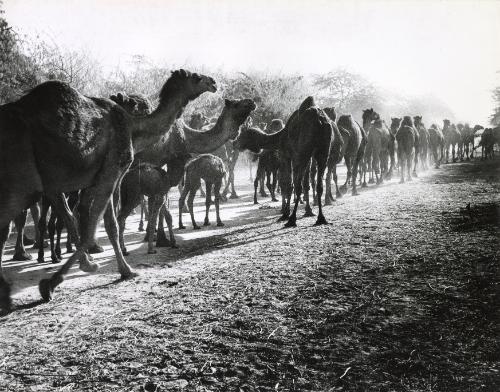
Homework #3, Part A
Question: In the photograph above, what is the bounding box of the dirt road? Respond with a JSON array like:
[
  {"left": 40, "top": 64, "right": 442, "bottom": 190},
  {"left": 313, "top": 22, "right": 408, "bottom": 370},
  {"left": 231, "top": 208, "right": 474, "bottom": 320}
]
[{"left": 1, "top": 158, "right": 499, "bottom": 391}]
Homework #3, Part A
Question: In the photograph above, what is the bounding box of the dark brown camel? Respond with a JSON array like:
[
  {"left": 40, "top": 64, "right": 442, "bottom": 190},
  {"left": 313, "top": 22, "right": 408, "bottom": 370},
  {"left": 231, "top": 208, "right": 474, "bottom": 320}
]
[
  {"left": 234, "top": 97, "right": 333, "bottom": 227},
  {"left": 443, "top": 119, "right": 461, "bottom": 163},
  {"left": 37, "top": 192, "right": 79, "bottom": 263},
  {"left": 414, "top": 116, "right": 430, "bottom": 170},
  {"left": 252, "top": 119, "right": 284, "bottom": 204},
  {"left": 110, "top": 92, "right": 153, "bottom": 232},
  {"left": 428, "top": 123, "right": 445, "bottom": 168},
  {"left": 178, "top": 154, "right": 226, "bottom": 229},
  {"left": 361, "top": 108, "right": 391, "bottom": 185},
  {"left": 119, "top": 99, "right": 256, "bottom": 254},
  {"left": 392, "top": 117, "right": 415, "bottom": 183},
  {"left": 0, "top": 69, "right": 216, "bottom": 313}
]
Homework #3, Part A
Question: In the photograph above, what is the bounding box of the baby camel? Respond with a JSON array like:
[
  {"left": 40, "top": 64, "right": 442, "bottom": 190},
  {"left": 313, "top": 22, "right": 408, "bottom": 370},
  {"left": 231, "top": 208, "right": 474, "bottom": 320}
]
[{"left": 178, "top": 154, "right": 226, "bottom": 230}]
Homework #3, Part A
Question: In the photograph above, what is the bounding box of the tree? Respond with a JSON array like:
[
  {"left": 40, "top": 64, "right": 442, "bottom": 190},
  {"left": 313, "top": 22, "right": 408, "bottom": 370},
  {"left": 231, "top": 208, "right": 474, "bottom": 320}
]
[
  {"left": 313, "top": 68, "right": 381, "bottom": 115},
  {"left": 490, "top": 86, "right": 500, "bottom": 126}
]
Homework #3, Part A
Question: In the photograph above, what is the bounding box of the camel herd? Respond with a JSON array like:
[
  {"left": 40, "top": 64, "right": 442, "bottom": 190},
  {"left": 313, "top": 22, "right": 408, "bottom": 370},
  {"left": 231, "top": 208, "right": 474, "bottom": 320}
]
[{"left": 0, "top": 68, "right": 498, "bottom": 314}]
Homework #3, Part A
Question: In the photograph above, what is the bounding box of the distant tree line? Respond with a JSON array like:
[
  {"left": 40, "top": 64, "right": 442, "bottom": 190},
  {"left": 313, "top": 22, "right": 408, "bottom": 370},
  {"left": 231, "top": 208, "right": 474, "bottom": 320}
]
[{"left": 1, "top": 5, "right": 457, "bottom": 126}]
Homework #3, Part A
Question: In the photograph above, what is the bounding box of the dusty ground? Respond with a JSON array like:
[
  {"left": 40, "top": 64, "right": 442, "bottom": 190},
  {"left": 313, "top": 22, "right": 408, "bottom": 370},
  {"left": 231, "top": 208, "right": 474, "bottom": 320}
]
[{"left": 0, "top": 158, "right": 499, "bottom": 392}]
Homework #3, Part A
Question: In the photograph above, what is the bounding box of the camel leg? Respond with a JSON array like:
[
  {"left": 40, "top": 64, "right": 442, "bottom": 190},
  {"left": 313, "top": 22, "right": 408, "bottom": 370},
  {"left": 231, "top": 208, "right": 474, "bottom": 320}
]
[
  {"left": 54, "top": 213, "right": 64, "bottom": 260},
  {"left": 270, "top": 171, "right": 278, "bottom": 202},
  {"left": 285, "top": 162, "right": 307, "bottom": 227},
  {"left": 0, "top": 223, "right": 13, "bottom": 314},
  {"left": 13, "top": 210, "right": 31, "bottom": 261},
  {"left": 278, "top": 159, "right": 292, "bottom": 221},
  {"left": 229, "top": 169, "right": 238, "bottom": 199},
  {"left": 47, "top": 212, "right": 61, "bottom": 263},
  {"left": 187, "top": 190, "right": 199, "bottom": 230},
  {"left": 352, "top": 141, "right": 366, "bottom": 196},
  {"left": 310, "top": 163, "right": 318, "bottom": 206},
  {"left": 266, "top": 171, "right": 277, "bottom": 202},
  {"left": 333, "top": 164, "right": 341, "bottom": 199},
  {"left": 156, "top": 203, "right": 177, "bottom": 248},
  {"left": 138, "top": 197, "right": 145, "bottom": 232},
  {"left": 204, "top": 182, "right": 213, "bottom": 226},
  {"left": 214, "top": 180, "right": 224, "bottom": 227},
  {"left": 254, "top": 165, "right": 263, "bottom": 204},
  {"left": 146, "top": 196, "right": 163, "bottom": 254},
  {"left": 340, "top": 156, "right": 350, "bottom": 195},
  {"left": 37, "top": 199, "right": 50, "bottom": 263},
  {"left": 156, "top": 204, "right": 177, "bottom": 248},
  {"left": 178, "top": 187, "right": 189, "bottom": 230},
  {"left": 303, "top": 161, "right": 315, "bottom": 217},
  {"left": 314, "top": 158, "right": 328, "bottom": 226},
  {"left": 30, "top": 203, "right": 43, "bottom": 249},
  {"left": 117, "top": 201, "right": 136, "bottom": 256},
  {"left": 324, "top": 165, "right": 334, "bottom": 205},
  {"left": 259, "top": 166, "right": 267, "bottom": 197},
  {"left": 407, "top": 153, "right": 413, "bottom": 181},
  {"left": 39, "top": 181, "right": 134, "bottom": 303},
  {"left": 413, "top": 148, "right": 419, "bottom": 177}
]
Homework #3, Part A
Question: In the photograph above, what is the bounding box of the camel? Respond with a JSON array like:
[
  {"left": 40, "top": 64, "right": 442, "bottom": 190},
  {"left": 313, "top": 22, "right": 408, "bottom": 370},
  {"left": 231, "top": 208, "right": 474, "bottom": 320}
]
[
  {"left": 252, "top": 150, "right": 280, "bottom": 204},
  {"left": 361, "top": 108, "right": 391, "bottom": 185},
  {"left": 443, "top": 119, "right": 461, "bottom": 163},
  {"left": 252, "top": 119, "right": 284, "bottom": 204},
  {"left": 178, "top": 154, "right": 226, "bottom": 229},
  {"left": 414, "top": 116, "right": 430, "bottom": 170},
  {"left": 235, "top": 97, "right": 333, "bottom": 227},
  {"left": 0, "top": 69, "right": 217, "bottom": 313},
  {"left": 310, "top": 107, "right": 345, "bottom": 205},
  {"left": 37, "top": 192, "right": 79, "bottom": 263},
  {"left": 110, "top": 92, "right": 153, "bottom": 233},
  {"left": 460, "top": 123, "right": 475, "bottom": 160},
  {"left": 119, "top": 98, "right": 256, "bottom": 254},
  {"left": 479, "top": 127, "right": 500, "bottom": 159},
  {"left": 256, "top": 119, "right": 283, "bottom": 197},
  {"left": 392, "top": 117, "right": 415, "bottom": 183},
  {"left": 456, "top": 123, "right": 466, "bottom": 161},
  {"left": 428, "top": 123, "right": 445, "bottom": 168}
]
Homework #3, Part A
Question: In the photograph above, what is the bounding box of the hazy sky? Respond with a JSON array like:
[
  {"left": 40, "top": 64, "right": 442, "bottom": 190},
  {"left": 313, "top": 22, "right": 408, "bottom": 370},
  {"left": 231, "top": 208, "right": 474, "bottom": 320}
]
[{"left": 4, "top": 0, "right": 500, "bottom": 123}]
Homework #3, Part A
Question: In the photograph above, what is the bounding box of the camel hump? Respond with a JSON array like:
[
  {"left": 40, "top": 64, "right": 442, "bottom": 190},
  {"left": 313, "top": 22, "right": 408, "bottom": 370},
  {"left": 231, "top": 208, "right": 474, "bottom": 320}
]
[{"left": 298, "top": 96, "right": 316, "bottom": 113}]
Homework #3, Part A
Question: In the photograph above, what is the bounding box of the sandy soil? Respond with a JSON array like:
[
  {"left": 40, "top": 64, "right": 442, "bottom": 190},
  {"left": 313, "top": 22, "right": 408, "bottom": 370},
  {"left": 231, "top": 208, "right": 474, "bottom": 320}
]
[{"left": 0, "top": 158, "right": 499, "bottom": 391}]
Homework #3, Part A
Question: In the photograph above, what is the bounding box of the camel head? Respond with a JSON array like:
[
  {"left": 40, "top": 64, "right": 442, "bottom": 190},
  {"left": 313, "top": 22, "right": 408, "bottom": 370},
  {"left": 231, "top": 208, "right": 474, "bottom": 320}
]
[
  {"left": 443, "top": 119, "right": 451, "bottom": 128},
  {"left": 390, "top": 117, "right": 402, "bottom": 131},
  {"left": 457, "top": 123, "right": 464, "bottom": 132},
  {"left": 298, "top": 96, "right": 316, "bottom": 113},
  {"left": 189, "top": 112, "right": 207, "bottom": 129},
  {"left": 323, "top": 107, "right": 337, "bottom": 122},
  {"left": 362, "top": 108, "right": 380, "bottom": 128},
  {"left": 401, "top": 116, "right": 414, "bottom": 128},
  {"left": 159, "top": 69, "right": 217, "bottom": 104},
  {"left": 233, "top": 126, "right": 266, "bottom": 153},
  {"left": 473, "top": 124, "right": 484, "bottom": 133},
  {"left": 268, "top": 119, "right": 284, "bottom": 133},
  {"left": 222, "top": 98, "right": 256, "bottom": 139},
  {"left": 413, "top": 116, "right": 423, "bottom": 127}
]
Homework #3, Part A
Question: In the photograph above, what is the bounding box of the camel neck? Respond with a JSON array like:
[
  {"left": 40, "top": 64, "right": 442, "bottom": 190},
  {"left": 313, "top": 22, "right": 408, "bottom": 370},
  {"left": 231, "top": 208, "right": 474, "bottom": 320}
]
[
  {"left": 130, "top": 94, "right": 191, "bottom": 152},
  {"left": 183, "top": 110, "right": 241, "bottom": 154},
  {"left": 254, "top": 128, "right": 283, "bottom": 150}
]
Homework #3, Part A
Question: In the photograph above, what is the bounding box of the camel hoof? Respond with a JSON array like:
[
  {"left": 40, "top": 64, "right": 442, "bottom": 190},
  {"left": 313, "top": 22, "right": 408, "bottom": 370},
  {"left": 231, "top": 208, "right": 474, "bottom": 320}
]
[
  {"left": 217, "top": 222, "right": 224, "bottom": 227},
  {"left": 138, "top": 226, "right": 144, "bottom": 232},
  {"left": 178, "top": 225, "right": 186, "bottom": 230},
  {"left": 352, "top": 190, "right": 360, "bottom": 196},
  {"left": 79, "top": 258, "right": 99, "bottom": 273},
  {"left": 122, "top": 249, "right": 130, "bottom": 256},
  {"left": 32, "top": 240, "right": 48, "bottom": 249},
  {"left": 203, "top": 220, "right": 210, "bottom": 226},
  {"left": 13, "top": 252, "right": 32, "bottom": 261},
  {"left": 39, "top": 279, "right": 54, "bottom": 302},
  {"left": 271, "top": 198, "right": 278, "bottom": 202},
  {"left": 259, "top": 192, "right": 267, "bottom": 197},
  {"left": 361, "top": 183, "right": 368, "bottom": 188},
  {"left": 253, "top": 201, "right": 259, "bottom": 205},
  {"left": 147, "top": 249, "right": 157, "bottom": 254},
  {"left": 120, "top": 271, "right": 138, "bottom": 280},
  {"left": 193, "top": 226, "right": 201, "bottom": 230},
  {"left": 413, "top": 172, "right": 418, "bottom": 178},
  {"left": 55, "top": 248, "right": 62, "bottom": 258},
  {"left": 66, "top": 246, "right": 74, "bottom": 254},
  {"left": 88, "top": 244, "right": 104, "bottom": 254},
  {"left": 37, "top": 256, "right": 45, "bottom": 263},
  {"left": 230, "top": 193, "right": 239, "bottom": 199},
  {"left": 277, "top": 215, "right": 288, "bottom": 222},
  {"left": 314, "top": 216, "right": 328, "bottom": 226},
  {"left": 324, "top": 199, "right": 332, "bottom": 206},
  {"left": 303, "top": 210, "right": 315, "bottom": 217},
  {"left": 284, "top": 219, "right": 297, "bottom": 228},
  {"left": 368, "top": 179, "right": 375, "bottom": 184},
  {"left": 336, "top": 192, "right": 342, "bottom": 199},
  {"left": 51, "top": 255, "right": 61, "bottom": 264}
]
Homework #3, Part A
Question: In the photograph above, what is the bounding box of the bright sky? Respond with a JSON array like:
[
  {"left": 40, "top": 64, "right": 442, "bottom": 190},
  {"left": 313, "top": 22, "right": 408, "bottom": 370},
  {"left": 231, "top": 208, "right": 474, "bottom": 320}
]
[{"left": 4, "top": 0, "right": 500, "bottom": 124}]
